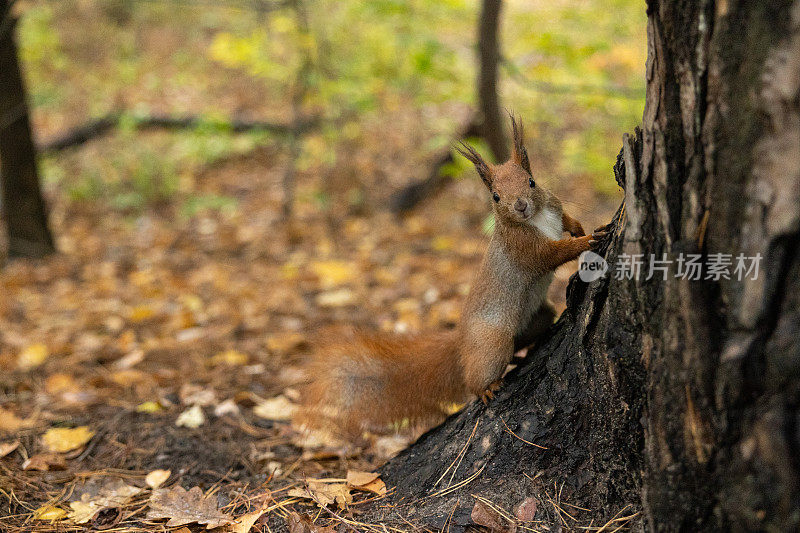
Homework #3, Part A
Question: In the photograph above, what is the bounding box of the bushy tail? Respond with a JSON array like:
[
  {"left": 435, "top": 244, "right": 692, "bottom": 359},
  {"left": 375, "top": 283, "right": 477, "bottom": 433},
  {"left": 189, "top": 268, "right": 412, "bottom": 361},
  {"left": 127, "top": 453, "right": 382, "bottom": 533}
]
[{"left": 296, "top": 328, "right": 465, "bottom": 437}]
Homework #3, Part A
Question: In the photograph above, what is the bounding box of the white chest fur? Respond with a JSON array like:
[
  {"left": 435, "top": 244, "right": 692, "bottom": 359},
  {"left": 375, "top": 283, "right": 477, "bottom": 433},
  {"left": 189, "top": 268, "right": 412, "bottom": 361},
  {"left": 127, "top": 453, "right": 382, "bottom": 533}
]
[{"left": 528, "top": 207, "right": 563, "bottom": 240}]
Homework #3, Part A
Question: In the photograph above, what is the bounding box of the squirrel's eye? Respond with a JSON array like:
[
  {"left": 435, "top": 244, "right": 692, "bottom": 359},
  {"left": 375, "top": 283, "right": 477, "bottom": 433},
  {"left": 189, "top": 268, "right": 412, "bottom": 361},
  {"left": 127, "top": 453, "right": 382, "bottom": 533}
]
[
  {"left": 492, "top": 192, "right": 500, "bottom": 203},
  {"left": 529, "top": 178, "right": 535, "bottom": 188}
]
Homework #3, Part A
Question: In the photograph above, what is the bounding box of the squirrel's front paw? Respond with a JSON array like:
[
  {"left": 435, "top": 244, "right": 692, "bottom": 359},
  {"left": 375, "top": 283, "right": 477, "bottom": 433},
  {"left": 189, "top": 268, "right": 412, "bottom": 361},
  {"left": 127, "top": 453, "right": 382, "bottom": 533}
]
[{"left": 588, "top": 230, "right": 608, "bottom": 250}]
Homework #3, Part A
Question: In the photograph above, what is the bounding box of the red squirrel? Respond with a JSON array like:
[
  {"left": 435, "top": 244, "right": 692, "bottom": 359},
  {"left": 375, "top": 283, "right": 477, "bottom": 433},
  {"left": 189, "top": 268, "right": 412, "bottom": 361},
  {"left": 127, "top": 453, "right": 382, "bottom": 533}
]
[{"left": 297, "top": 115, "right": 606, "bottom": 437}]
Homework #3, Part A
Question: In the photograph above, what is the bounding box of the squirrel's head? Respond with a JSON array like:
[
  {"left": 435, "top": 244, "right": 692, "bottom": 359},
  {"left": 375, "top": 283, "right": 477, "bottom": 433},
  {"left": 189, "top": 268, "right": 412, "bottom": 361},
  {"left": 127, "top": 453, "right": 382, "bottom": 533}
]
[{"left": 457, "top": 114, "right": 550, "bottom": 226}]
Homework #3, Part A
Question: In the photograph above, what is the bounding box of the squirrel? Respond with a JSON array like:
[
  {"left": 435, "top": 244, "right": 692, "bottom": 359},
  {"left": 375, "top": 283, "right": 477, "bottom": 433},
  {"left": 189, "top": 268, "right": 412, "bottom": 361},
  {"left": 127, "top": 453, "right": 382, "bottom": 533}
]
[{"left": 296, "top": 114, "right": 607, "bottom": 438}]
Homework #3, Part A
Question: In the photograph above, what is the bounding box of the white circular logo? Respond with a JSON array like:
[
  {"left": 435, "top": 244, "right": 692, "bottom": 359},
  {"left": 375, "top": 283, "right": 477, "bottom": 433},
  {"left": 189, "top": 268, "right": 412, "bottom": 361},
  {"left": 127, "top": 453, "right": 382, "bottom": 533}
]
[{"left": 578, "top": 251, "right": 608, "bottom": 282}]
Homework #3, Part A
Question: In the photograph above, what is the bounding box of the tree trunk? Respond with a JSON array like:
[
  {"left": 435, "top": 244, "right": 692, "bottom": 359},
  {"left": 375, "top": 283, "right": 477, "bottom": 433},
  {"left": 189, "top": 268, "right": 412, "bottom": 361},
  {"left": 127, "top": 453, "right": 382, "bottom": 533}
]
[
  {"left": 389, "top": 0, "right": 507, "bottom": 213},
  {"left": 0, "top": 0, "right": 55, "bottom": 259},
  {"left": 476, "top": 0, "right": 508, "bottom": 163},
  {"left": 365, "top": 1, "right": 800, "bottom": 531}
]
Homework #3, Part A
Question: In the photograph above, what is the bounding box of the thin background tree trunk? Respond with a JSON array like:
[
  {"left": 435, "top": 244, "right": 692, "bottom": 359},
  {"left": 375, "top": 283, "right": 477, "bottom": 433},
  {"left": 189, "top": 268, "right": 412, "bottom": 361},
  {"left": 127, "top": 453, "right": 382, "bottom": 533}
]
[
  {"left": 362, "top": 1, "right": 800, "bottom": 531},
  {"left": 0, "top": 0, "right": 55, "bottom": 259},
  {"left": 476, "top": 0, "right": 507, "bottom": 162}
]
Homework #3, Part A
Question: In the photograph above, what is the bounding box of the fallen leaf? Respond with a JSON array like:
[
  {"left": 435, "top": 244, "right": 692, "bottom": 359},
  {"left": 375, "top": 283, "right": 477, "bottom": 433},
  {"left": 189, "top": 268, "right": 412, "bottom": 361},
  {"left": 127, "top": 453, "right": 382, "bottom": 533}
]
[
  {"left": 0, "top": 406, "right": 35, "bottom": 433},
  {"left": 210, "top": 349, "right": 248, "bottom": 366},
  {"left": 17, "top": 343, "right": 49, "bottom": 370},
  {"left": 214, "top": 399, "right": 240, "bottom": 417},
  {"left": 23, "top": 453, "right": 66, "bottom": 471},
  {"left": 345, "top": 470, "right": 379, "bottom": 487},
  {"left": 136, "top": 401, "right": 165, "bottom": 413},
  {"left": 42, "top": 426, "right": 95, "bottom": 453},
  {"left": 288, "top": 482, "right": 352, "bottom": 509},
  {"left": 345, "top": 471, "right": 387, "bottom": 495},
  {"left": 67, "top": 501, "right": 97, "bottom": 524},
  {"left": 147, "top": 486, "right": 233, "bottom": 529},
  {"left": 146, "top": 469, "right": 171, "bottom": 489},
  {"left": 180, "top": 383, "right": 217, "bottom": 406},
  {"left": 0, "top": 440, "right": 20, "bottom": 458},
  {"left": 129, "top": 304, "right": 155, "bottom": 322},
  {"left": 221, "top": 505, "right": 271, "bottom": 533},
  {"left": 67, "top": 478, "right": 143, "bottom": 524},
  {"left": 176, "top": 405, "right": 205, "bottom": 428},
  {"left": 471, "top": 500, "right": 511, "bottom": 532},
  {"left": 33, "top": 505, "right": 67, "bottom": 521},
  {"left": 114, "top": 349, "right": 145, "bottom": 369},
  {"left": 315, "top": 288, "right": 355, "bottom": 307},
  {"left": 44, "top": 373, "right": 78, "bottom": 394},
  {"left": 253, "top": 395, "right": 297, "bottom": 421},
  {"left": 286, "top": 512, "right": 336, "bottom": 533},
  {"left": 514, "top": 497, "right": 538, "bottom": 522},
  {"left": 310, "top": 260, "right": 357, "bottom": 288}
]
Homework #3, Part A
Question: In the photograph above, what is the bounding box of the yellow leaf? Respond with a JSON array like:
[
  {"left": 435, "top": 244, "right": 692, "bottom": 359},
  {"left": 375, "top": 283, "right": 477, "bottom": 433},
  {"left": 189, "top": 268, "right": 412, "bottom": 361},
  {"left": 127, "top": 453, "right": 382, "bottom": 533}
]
[
  {"left": 129, "top": 305, "right": 155, "bottom": 322},
  {"left": 210, "top": 349, "right": 249, "bottom": 366},
  {"left": 33, "top": 505, "right": 67, "bottom": 521},
  {"left": 146, "top": 469, "right": 171, "bottom": 489},
  {"left": 310, "top": 260, "right": 357, "bottom": 288},
  {"left": 431, "top": 235, "right": 455, "bottom": 251},
  {"left": 316, "top": 288, "right": 355, "bottom": 308},
  {"left": 136, "top": 401, "right": 164, "bottom": 413},
  {"left": 17, "top": 343, "right": 48, "bottom": 370},
  {"left": 42, "top": 426, "right": 95, "bottom": 453},
  {"left": 175, "top": 405, "right": 205, "bottom": 428}
]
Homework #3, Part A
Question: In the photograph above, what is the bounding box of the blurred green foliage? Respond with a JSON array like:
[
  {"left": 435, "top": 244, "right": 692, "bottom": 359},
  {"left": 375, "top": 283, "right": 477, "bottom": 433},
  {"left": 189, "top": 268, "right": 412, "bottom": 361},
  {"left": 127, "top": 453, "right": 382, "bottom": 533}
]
[{"left": 18, "top": 0, "right": 645, "bottom": 215}]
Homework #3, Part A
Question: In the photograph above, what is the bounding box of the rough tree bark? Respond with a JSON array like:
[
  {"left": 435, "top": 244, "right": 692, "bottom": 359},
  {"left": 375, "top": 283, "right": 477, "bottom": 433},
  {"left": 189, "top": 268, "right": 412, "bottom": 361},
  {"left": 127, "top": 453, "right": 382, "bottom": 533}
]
[
  {"left": 0, "top": 0, "right": 55, "bottom": 259},
  {"left": 366, "top": 1, "right": 800, "bottom": 531}
]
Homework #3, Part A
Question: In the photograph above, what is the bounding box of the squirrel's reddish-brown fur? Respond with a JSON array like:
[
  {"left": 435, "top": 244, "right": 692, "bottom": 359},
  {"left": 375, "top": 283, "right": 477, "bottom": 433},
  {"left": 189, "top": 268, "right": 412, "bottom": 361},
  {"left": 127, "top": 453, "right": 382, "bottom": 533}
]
[{"left": 296, "top": 114, "right": 606, "bottom": 437}]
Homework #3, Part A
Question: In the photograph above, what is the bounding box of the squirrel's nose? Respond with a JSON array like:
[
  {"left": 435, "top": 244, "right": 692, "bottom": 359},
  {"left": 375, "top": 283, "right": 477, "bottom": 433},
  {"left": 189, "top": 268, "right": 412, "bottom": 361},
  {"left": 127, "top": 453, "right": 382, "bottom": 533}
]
[{"left": 514, "top": 198, "right": 528, "bottom": 213}]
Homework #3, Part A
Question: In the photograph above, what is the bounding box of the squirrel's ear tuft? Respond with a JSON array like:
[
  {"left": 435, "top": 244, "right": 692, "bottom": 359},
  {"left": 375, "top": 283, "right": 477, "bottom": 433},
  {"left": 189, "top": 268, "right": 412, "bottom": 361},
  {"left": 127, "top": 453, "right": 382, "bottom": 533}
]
[
  {"left": 456, "top": 141, "right": 493, "bottom": 189},
  {"left": 508, "top": 111, "right": 531, "bottom": 175}
]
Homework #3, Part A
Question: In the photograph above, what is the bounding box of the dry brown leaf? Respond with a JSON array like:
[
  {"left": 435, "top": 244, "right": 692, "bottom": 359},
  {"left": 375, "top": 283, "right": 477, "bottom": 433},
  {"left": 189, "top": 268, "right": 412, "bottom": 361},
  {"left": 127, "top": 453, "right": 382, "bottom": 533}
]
[
  {"left": 288, "top": 482, "right": 352, "bottom": 509},
  {"left": 513, "top": 497, "right": 538, "bottom": 522},
  {"left": 67, "top": 478, "right": 143, "bottom": 524},
  {"left": 471, "top": 500, "right": 512, "bottom": 532},
  {"left": 22, "top": 453, "right": 66, "bottom": 471},
  {"left": 147, "top": 486, "right": 232, "bottom": 529},
  {"left": 345, "top": 471, "right": 387, "bottom": 495},
  {"left": 145, "top": 469, "right": 171, "bottom": 489},
  {"left": 0, "top": 440, "right": 20, "bottom": 458},
  {"left": 286, "top": 512, "right": 336, "bottom": 533},
  {"left": 220, "top": 505, "right": 270, "bottom": 533},
  {"left": 0, "top": 406, "right": 35, "bottom": 433},
  {"left": 345, "top": 470, "right": 378, "bottom": 487},
  {"left": 42, "top": 426, "right": 95, "bottom": 453}
]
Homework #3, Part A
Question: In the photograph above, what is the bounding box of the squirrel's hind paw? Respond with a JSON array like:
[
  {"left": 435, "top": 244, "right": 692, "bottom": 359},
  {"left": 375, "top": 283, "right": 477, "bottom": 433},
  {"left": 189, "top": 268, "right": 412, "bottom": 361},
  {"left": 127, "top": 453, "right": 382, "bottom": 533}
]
[{"left": 480, "top": 380, "right": 503, "bottom": 404}]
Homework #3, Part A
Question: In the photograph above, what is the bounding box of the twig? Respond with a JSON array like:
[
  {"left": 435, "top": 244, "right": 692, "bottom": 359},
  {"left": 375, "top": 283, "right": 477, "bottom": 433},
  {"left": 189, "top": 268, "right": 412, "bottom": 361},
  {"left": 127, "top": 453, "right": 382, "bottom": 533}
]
[{"left": 39, "top": 112, "right": 319, "bottom": 153}]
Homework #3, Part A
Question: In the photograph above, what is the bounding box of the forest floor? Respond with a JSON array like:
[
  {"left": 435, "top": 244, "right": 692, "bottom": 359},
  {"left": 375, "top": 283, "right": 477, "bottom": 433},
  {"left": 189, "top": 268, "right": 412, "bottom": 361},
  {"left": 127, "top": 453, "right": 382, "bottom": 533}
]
[
  {"left": 1, "top": 1, "right": 634, "bottom": 531},
  {"left": 0, "top": 131, "right": 617, "bottom": 532}
]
